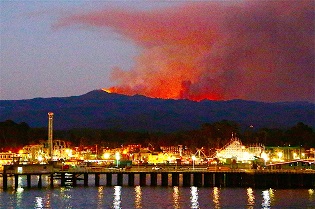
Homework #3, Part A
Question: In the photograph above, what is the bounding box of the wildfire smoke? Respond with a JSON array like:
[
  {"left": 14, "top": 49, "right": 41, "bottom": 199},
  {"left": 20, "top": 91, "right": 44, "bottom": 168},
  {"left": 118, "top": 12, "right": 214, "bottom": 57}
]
[{"left": 55, "top": 1, "right": 314, "bottom": 102}]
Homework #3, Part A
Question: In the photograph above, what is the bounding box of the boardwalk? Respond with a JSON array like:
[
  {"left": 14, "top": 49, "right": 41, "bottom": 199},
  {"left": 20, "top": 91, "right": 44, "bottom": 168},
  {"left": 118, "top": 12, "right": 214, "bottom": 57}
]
[{"left": 1, "top": 164, "right": 315, "bottom": 190}]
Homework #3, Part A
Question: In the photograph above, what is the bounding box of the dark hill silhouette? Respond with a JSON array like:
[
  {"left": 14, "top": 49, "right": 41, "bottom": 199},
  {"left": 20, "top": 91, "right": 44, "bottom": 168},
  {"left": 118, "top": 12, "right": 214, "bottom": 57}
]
[{"left": 0, "top": 90, "right": 314, "bottom": 132}]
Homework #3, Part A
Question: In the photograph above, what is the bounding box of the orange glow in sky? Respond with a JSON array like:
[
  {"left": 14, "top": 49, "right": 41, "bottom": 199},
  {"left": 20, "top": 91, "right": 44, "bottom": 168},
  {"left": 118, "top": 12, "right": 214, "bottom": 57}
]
[{"left": 57, "top": 1, "right": 314, "bottom": 102}]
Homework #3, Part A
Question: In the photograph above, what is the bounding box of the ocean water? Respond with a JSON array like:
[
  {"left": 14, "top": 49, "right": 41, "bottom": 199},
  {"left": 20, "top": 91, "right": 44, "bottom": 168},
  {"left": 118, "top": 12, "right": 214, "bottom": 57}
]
[{"left": 0, "top": 175, "right": 314, "bottom": 208}]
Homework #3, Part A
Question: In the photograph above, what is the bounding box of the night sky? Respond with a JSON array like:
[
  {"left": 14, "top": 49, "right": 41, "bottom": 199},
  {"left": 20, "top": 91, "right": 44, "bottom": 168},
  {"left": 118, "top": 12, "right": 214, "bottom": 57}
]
[{"left": 1, "top": 1, "right": 314, "bottom": 102}]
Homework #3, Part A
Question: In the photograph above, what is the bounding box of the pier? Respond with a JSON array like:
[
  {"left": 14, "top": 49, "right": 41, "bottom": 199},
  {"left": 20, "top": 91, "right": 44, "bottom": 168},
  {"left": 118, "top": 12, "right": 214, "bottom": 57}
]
[{"left": 1, "top": 165, "right": 315, "bottom": 190}]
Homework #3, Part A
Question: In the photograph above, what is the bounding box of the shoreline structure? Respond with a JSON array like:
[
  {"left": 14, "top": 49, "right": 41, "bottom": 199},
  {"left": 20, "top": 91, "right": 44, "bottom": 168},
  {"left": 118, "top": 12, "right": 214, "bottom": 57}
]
[{"left": 1, "top": 164, "right": 314, "bottom": 190}]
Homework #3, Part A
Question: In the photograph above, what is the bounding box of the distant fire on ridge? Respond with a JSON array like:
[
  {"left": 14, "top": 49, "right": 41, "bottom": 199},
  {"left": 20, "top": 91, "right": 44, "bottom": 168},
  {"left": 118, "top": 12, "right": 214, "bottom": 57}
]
[{"left": 55, "top": 1, "right": 314, "bottom": 102}]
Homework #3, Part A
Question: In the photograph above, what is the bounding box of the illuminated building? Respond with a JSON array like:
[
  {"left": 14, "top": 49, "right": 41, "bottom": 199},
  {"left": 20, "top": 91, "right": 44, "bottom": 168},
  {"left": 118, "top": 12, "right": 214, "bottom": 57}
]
[
  {"left": 147, "top": 152, "right": 177, "bottom": 164},
  {"left": 215, "top": 135, "right": 264, "bottom": 163},
  {"left": 50, "top": 139, "right": 72, "bottom": 160},
  {"left": 160, "top": 145, "right": 190, "bottom": 156},
  {"left": 20, "top": 140, "right": 72, "bottom": 163},
  {"left": 0, "top": 151, "right": 20, "bottom": 170},
  {"left": 20, "top": 144, "right": 45, "bottom": 163},
  {"left": 132, "top": 149, "right": 152, "bottom": 164},
  {"left": 265, "top": 146, "right": 305, "bottom": 162}
]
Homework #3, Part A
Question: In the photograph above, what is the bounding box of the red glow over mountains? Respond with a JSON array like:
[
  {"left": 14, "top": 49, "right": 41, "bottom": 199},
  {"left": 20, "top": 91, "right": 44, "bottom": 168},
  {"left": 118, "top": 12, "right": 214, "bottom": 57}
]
[
  {"left": 103, "top": 83, "right": 223, "bottom": 101},
  {"left": 57, "top": 1, "right": 314, "bottom": 102}
]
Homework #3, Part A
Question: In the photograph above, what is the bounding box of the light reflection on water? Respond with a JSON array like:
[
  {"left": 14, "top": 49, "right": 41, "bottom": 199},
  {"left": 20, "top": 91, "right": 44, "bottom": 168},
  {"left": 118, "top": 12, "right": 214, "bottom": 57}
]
[
  {"left": 308, "top": 189, "right": 314, "bottom": 204},
  {"left": 113, "top": 186, "right": 122, "bottom": 209},
  {"left": 134, "top": 185, "right": 142, "bottom": 208},
  {"left": 16, "top": 187, "right": 24, "bottom": 208},
  {"left": 44, "top": 192, "right": 52, "bottom": 209},
  {"left": 261, "top": 188, "right": 275, "bottom": 209},
  {"left": 262, "top": 189, "right": 271, "bottom": 208},
  {"left": 35, "top": 196, "right": 44, "bottom": 208},
  {"left": 247, "top": 187, "right": 255, "bottom": 208},
  {"left": 60, "top": 187, "right": 72, "bottom": 200},
  {"left": 97, "top": 186, "right": 104, "bottom": 209},
  {"left": 190, "top": 186, "right": 199, "bottom": 208},
  {"left": 0, "top": 175, "right": 314, "bottom": 208},
  {"left": 58, "top": 187, "right": 73, "bottom": 209},
  {"left": 173, "top": 186, "right": 180, "bottom": 209},
  {"left": 212, "top": 187, "right": 220, "bottom": 208}
]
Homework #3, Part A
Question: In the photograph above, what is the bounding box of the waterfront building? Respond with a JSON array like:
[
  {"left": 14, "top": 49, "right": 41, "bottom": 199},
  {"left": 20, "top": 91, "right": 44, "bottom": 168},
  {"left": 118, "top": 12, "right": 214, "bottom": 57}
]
[
  {"left": 130, "top": 147, "right": 184, "bottom": 165},
  {"left": 20, "top": 144, "right": 45, "bottom": 163},
  {"left": 132, "top": 148, "right": 152, "bottom": 164},
  {"left": 20, "top": 140, "right": 72, "bottom": 163},
  {"left": 147, "top": 152, "right": 178, "bottom": 165},
  {"left": 305, "top": 148, "right": 315, "bottom": 159},
  {"left": 0, "top": 151, "right": 20, "bottom": 170},
  {"left": 160, "top": 145, "right": 191, "bottom": 157},
  {"left": 215, "top": 136, "right": 264, "bottom": 163},
  {"left": 265, "top": 146, "right": 306, "bottom": 162}
]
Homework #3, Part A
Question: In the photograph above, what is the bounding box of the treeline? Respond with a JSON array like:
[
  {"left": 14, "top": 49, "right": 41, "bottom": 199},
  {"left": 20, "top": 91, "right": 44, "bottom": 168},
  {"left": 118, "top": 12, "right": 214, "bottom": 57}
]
[{"left": 0, "top": 120, "right": 314, "bottom": 152}]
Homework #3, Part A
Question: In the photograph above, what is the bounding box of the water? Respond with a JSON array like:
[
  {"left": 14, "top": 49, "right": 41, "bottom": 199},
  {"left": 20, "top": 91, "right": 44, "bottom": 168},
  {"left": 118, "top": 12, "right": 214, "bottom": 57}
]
[{"left": 0, "top": 176, "right": 314, "bottom": 208}]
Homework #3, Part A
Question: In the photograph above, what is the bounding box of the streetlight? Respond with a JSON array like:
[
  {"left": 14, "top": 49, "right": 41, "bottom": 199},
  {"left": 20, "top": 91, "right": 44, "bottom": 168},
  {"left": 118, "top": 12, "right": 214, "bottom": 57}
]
[
  {"left": 192, "top": 155, "right": 196, "bottom": 170},
  {"left": 115, "top": 152, "right": 120, "bottom": 168}
]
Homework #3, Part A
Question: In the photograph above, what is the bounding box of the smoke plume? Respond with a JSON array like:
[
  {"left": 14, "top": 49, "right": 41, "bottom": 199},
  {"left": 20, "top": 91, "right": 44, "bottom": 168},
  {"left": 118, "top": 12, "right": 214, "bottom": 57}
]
[{"left": 55, "top": 1, "right": 314, "bottom": 102}]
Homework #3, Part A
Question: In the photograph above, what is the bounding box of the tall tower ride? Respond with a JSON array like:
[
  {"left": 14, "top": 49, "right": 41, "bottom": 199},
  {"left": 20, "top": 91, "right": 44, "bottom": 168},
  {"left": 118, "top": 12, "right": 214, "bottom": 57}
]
[{"left": 48, "top": 112, "right": 54, "bottom": 160}]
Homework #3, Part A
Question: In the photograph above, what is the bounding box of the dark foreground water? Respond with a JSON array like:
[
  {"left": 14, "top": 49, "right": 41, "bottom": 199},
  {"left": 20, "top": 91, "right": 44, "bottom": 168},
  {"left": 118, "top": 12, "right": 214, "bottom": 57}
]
[{"left": 0, "top": 175, "right": 314, "bottom": 208}]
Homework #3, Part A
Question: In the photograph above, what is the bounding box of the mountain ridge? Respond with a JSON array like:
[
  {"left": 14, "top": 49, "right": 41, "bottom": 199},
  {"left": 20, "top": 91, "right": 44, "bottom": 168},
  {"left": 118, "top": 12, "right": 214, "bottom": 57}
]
[{"left": 0, "top": 90, "right": 314, "bottom": 132}]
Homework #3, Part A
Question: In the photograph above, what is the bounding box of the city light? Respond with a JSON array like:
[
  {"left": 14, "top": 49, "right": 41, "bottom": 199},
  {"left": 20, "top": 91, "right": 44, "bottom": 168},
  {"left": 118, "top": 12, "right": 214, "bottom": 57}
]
[
  {"left": 103, "top": 152, "right": 111, "bottom": 159},
  {"left": 1, "top": 132, "right": 313, "bottom": 174},
  {"left": 277, "top": 152, "right": 283, "bottom": 161},
  {"left": 261, "top": 152, "right": 269, "bottom": 165},
  {"left": 192, "top": 155, "right": 196, "bottom": 170},
  {"left": 116, "top": 152, "right": 120, "bottom": 167},
  {"left": 38, "top": 155, "right": 43, "bottom": 163},
  {"left": 65, "top": 149, "right": 73, "bottom": 158}
]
